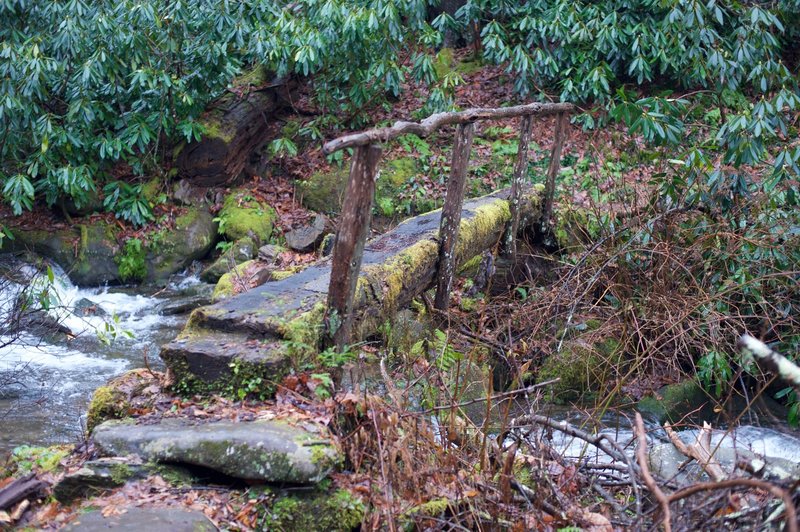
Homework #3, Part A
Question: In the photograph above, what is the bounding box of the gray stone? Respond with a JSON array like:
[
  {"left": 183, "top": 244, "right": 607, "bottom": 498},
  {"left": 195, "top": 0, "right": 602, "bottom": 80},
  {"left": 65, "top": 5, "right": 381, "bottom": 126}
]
[
  {"left": 172, "top": 179, "right": 207, "bottom": 206},
  {"left": 146, "top": 208, "right": 218, "bottom": 284},
  {"left": 53, "top": 457, "right": 145, "bottom": 503},
  {"left": 92, "top": 418, "right": 340, "bottom": 483},
  {"left": 199, "top": 237, "right": 257, "bottom": 284},
  {"left": 54, "top": 458, "right": 196, "bottom": 503},
  {"left": 9, "top": 224, "right": 121, "bottom": 286},
  {"left": 73, "top": 298, "right": 108, "bottom": 317},
  {"left": 257, "top": 244, "right": 284, "bottom": 263},
  {"left": 63, "top": 507, "right": 215, "bottom": 532},
  {"left": 649, "top": 441, "right": 800, "bottom": 485},
  {"left": 285, "top": 214, "right": 328, "bottom": 252}
]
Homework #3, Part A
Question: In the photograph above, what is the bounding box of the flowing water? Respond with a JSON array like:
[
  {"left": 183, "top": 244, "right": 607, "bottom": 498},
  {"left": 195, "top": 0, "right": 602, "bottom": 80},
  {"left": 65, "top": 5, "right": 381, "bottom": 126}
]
[{"left": 0, "top": 256, "right": 204, "bottom": 453}]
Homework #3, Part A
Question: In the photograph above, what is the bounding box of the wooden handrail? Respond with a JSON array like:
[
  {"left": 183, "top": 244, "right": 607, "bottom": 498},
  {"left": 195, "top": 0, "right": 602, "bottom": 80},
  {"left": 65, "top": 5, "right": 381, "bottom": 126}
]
[
  {"left": 324, "top": 101, "right": 575, "bottom": 350},
  {"left": 322, "top": 101, "right": 575, "bottom": 154}
]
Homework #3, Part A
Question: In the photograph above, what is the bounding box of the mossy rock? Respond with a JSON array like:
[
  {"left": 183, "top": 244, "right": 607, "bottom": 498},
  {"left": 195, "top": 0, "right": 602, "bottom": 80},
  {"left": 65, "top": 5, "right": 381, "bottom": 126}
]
[
  {"left": 9, "top": 223, "right": 121, "bottom": 286},
  {"left": 218, "top": 188, "right": 276, "bottom": 242},
  {"left": 200, "top": 236, "right": 257, "bottom": 284},
  {"left": 538, "top": 336, "right": 622, "bottom": 403},
  {"left": 638, "top": 380, "right": 709, "bottom": 424},
  {"left": 86, "top": 369, "right": 162, "bottom": 432},
  {"left": 261, "top": 488, "right": 364, "bottom": 531},
  {"left": 298, "top": 167, "right": 349, "bottom": 215},
  {"left": 434, "top": 48, "right": 483, "bottom": 78},
  {"left": 145, "top": 207, "right": 218, "bottom": 284}
]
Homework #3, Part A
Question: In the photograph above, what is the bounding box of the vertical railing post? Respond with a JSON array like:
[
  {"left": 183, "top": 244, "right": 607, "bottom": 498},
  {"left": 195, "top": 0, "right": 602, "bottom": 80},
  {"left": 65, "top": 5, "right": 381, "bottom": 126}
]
[
  {"left": 434, "top": 122, "right": 475, "bottom": 311},
  {"left": 326, "top": 144, "right": 383, "bottom": 350},
  {"left": 502, "top": 114, "right": 534, "bottom": 257},
  {"left": 541, "top": 112, "right": 569, "bottom": 232}
]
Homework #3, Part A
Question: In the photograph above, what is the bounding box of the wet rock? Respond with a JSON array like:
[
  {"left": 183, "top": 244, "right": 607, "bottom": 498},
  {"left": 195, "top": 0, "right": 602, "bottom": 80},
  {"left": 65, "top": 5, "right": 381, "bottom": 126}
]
[
  {"left": 92, "top": 417, "right": 341, "bottom": 483},
  {"left": 199, "top": 237, "right": 257, "bottom": 284},
  {"left": 285, "top": 214, "right": 328, "bottom": 252},
  {"left": 146, "top": 207, "right": 218, "bottom": 284},
  {"left": 160, "top": 293, "right": 214, "bottom": 316},
  {"left": 9, "top": 223, "right": 120, "bottom": 286},
  {"left": 17, "top": 309, "right": 73, "bottom": 338},
  {"left": 258, "top": 244, "right": 284, "bottom": 263},
  {"left": 210, "top": 259, "right": 274, "bottom": 301},
  {"left": 73, "top": 298, "right": 108, "bottom": 317},
  {"left": 63, "top": 507, "right": 215, "bottom": 532}
]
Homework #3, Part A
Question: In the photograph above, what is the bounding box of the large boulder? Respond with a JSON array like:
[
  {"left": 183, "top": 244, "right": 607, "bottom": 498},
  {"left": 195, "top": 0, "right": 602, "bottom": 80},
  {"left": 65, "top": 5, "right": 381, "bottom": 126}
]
[
  {"left": 91, "top": 418, "right": 341, "bottom": 483},
  {"left": 9, "top": 223, "right": 120, "bottom": 286},
  {"left": 7, "top": 207, "right": 217, "bottom": 287}
]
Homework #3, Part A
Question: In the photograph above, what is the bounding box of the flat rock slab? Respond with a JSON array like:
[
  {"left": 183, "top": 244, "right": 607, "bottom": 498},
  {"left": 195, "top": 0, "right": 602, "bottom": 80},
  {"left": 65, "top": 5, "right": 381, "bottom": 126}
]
[
  {"left": 92, "top": 418, "right": 340, "bottom": 483},
  {"left": 63, "top": 507, "right": 215, "bottom": 532}
]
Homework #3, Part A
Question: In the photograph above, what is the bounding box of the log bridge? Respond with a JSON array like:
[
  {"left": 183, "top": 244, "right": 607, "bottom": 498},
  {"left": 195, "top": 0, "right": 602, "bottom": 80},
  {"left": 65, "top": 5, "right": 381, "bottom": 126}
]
[{"left": 161, "top": 102, "right": 574, "bottom": 394}]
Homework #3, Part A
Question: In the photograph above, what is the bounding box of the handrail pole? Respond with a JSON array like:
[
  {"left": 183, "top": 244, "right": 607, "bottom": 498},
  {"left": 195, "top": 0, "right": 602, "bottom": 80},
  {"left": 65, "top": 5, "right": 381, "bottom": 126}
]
[
  {"left": 325, "top": 144, "right": 383, "bottom": 350},
  {"left": 541, "top": 112, "right": 569, "bottom": 233},
  {"left": 434, "top": 122, "right": 475, "bottom": 311},
  {"left": 502, "top": 115, "right": 534, "bottom": 257}
]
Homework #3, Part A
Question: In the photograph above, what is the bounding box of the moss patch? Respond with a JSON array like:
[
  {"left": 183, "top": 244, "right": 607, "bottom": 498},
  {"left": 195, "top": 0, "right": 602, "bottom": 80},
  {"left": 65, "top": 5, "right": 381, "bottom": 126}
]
[
  {"left": 86, "top": 385, "right": 129, "bottom": 433},
  {"left": 638, "top": 380, "right": 708, "bottom": 424},
  {"left": 538, "top": 336, "right": 622, "bottom": 403},
  {"left": 261, "top": 488, "right": 364, "bottom": 531},
  {"left": 218, "top": 188, "right": 276, "bottom": 242},
  {"left": 8, "top": 445, "right": 71, "bottom": 476}
]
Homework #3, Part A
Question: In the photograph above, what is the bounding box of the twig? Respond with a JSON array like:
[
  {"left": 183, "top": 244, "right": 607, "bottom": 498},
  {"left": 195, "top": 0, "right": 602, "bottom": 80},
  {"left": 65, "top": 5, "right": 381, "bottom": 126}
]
[
  {"left": 634, "top": 413, "right": 671, "bottom": 532},
  {"left": 667, "top": 478, "right": 798, "bottom": 532},
  {"left": 509, "top": 414, "right": 643, "bottom": 520},
  {"left": 406, "top": 379, "right": 560, "bottom": 417}
]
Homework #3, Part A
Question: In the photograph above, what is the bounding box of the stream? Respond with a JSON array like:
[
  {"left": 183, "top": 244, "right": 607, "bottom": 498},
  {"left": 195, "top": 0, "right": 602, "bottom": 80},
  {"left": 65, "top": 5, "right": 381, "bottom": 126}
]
[
  {"left": 2, "top": 255, "right": 800, "bottom": 475},
  {"left": 0, "top": 256, "right": 206, "bottom": 453}
]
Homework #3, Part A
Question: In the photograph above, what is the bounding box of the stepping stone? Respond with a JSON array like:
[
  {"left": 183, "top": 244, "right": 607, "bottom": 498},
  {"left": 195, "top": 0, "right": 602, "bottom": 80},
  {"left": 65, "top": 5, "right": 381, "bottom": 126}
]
[
  {"left": 92, "top": 418, "right": 340, "bottom": 483},
  {"left": 63, "top": 507, "right": 214, "bottom": 532}
]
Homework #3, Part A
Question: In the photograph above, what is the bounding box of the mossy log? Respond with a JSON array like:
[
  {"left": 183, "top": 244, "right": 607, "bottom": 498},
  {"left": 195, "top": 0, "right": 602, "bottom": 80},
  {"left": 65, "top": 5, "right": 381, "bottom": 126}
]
[
  {"left": 161, "top": 186, "right": 545, "bottom": 396},
  {"left": 176, "top": 68, "right": 292, "bottom": 186}
]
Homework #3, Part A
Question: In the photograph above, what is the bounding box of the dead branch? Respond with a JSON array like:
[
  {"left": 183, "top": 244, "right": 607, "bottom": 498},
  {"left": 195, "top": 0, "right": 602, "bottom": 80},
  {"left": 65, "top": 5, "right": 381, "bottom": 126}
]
[
  {"left": 0, "top": 474, "right": 47, "bottom": 511},
  {"left": 667, "top": 478, "right": 798, "bottom": 532},
  {"left": 322, "top": 102, "right": 575, "bottom": 154},
  {"left": 739, "top": 335, "right": 800, "bottom": 396},
  {"left": 634, "top": 413, "right": 672, "bottom": 532},
  {"left": 664, "top": 422, "right": 726, "bottom": 482}
]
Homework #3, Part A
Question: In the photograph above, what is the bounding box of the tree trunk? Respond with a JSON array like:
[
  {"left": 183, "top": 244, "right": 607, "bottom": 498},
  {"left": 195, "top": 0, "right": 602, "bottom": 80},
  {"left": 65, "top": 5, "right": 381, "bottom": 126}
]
[{"left": 176, "top": 68, "right": 292, "bottom": 186}]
